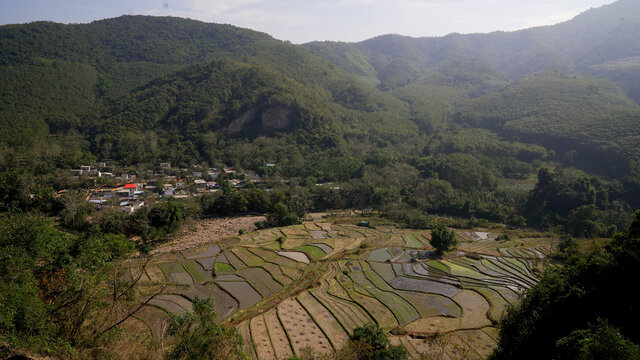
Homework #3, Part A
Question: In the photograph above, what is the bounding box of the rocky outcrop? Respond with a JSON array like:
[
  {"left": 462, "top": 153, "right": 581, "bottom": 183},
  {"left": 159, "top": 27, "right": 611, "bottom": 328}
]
[{"left": 226, "top": 104, "right": 295, "bottom": 135}]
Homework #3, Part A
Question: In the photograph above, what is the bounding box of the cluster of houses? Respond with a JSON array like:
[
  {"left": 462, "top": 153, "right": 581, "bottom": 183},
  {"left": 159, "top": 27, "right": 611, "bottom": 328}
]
[{"left": 66, "top": 162, "right": 265, "bottom": 213}]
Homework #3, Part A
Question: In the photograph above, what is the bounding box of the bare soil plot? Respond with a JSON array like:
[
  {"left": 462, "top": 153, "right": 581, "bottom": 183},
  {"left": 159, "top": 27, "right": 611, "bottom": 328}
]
[
  {"left": 184, "top": 283, "right": 239, "bottom": 320},
  {"left": 317, "top": 223, "right": 333, "bottom": 231},
  {"left": 225, "top": 251, "right": 249, "bottom": 270},
  {"left": 281, "top": 228, "right": 309, "bottom": 238},
  {"left": 183, "top": 243, "right": 221, "bottom": 259},
  {"left": 250, "top": 314, "right": 277, "bottom": 360},
  {"left": 455, "top": 329, "right": 497, "bottom": 359},
  {"left": 133, "top": 305, "right": 169, "bottom": 342},
  {"left": 298, "top": 291, "right": 349, "bottom": 351},
  {"left": 145, "top": 265, "right": 166, "bottom": 282},
  {"left": 344, "top": 284, "right": 398, "bottom": 329},
  {"left": 277, "top": 251, "right": 310, "bottom": 264},
  {"left": 453, "top": 290, "right": 492, "bottom": 329},
  {"left": 396, "top": 290, "right": 462, "bottom": 318},
  {"left": 390, "top": 276, "right": 462, "bottom": 298},
  {"left": 404, "top": 315, "right": 462, "bottom": 336},
  {"left": 217, "top": 281, "right": 262, "bottom": 310},
  {"left": 368, "top": 248, "right": 392, "bottom": 262},
  {"left": 333, "top": 238, "right": 364, "bottom": 253},
  {"left": 309, "top": 230, "right": 328, "bottom": 239},
  {"left": 196, "top": 256, "right": 216, "bottom": 271},
  {"left": 237, "top": 267, "right": 283, "bottom": 298},
  {"left": 304, "top": 222, "right": 322, "bottom": 231},
  {"left": 249, "top": 248, "right": 299, "bottom": 268},
  {"left": 238, "top": 321, "right": 258, "bottom": 360},
  {"left": 263, "top": 307, "right": 294, "bottom": 359},
  {"left": 281, "top": 266, "right": 303, "bottom": 280},
  {"left": 311, "top": 243, "right": 333, "bottom": 254},
  {"left": 215, "top": 274, "right": 245, "bottom": 281},
  {"left": 233, "top": 247, "right": 266, "bottom": 267},
  {"left": 470, "top": 286, "right": 509, "bottom": 321},
  {"left": 277, "top": 298, "right": 333, "bottom": 356},
  {"left": 259, "top": 262, "right": 293, "bottom": 286},
  {"left": 148, "top": 296, "right": 189, "bottom": 314},
  {"left": 327, "top": 277, "right": 351, "bottom": 301},
  {"left": 158, "top": 262, "right": 194, "bottom": 285},
  {"left": 253, "top": 229, "right": 281, "bottom": 245},
  {"left": 219, "top": 236, "right": 242, "bottom": 250},
  {"left": 369, "top": 261, "right": 396, "bottom": 282},
  {"left": 312, "top": 290, "right": 371, "bottom": 333}
]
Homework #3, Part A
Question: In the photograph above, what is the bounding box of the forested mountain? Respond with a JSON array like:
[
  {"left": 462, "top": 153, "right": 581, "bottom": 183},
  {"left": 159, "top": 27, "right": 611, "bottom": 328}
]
[
  {"left": 1, "top": 1, "right": 640, "bottom": 232},
  {"left": 305, "top": 0, "right": 640, "bottom": 99}
]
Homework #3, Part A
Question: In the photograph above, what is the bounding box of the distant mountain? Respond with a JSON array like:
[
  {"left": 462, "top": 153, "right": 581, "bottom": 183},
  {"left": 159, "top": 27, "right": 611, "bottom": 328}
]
[{"left": 304, "top": 0, "right": 640, "bottom": 103}]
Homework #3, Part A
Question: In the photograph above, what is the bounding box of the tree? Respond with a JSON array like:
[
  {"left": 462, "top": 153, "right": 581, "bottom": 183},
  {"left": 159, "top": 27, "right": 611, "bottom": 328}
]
[
  {"left": 491, "top": 211, "right": 640, "bottom": 360},
  {"left": 507, "top": 214, "right": 527, "bottom": 229},
  {"left": 554, "top": 319, "right": 640, "bottom": 360},
  {"left": 257, "top": 202, "right": 301, "bottom": 229},
  {"left": 337, "top": 323, "right": 407, "bottom": 360},
  {"left": 149, "top": 199, "right": 184, "bottom": 233},
  {"left": 430, "top": 224, "right": 457, "bottom": 254},
  {"left": 167, "top": 297, "right": 245, "bottom": 360}
]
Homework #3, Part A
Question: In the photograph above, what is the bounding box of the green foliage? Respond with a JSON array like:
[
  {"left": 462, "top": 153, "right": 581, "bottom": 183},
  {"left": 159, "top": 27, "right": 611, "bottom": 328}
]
[
  {"left": 456, "top": 73, "right": 640, "bottom": 176},
  {"left": 149, "top": 199, "right": 185, "bottom": 233},
  {"left": 0, "top": 214, "right": 115, "bottom": 354},
  {"left": 258, "top": 202, "right": 301, "bottom": 229},
  {"left": 429, "top": 224, "right": 457, "bottom": 253},
  {"left": 525, "top": 168, "right": 633, "bottom": 234},
  {"left": 103, "top": 233, "right": 134, "bottom": 259},
  {"left": 167, "top": 297, "right": 246, "bottom": 360},
  {"left": 507, "top": 215, "right": 527, "bottom": 229},
  {"left": 343, "top": 323, "right": 407, "bottom": 360},
  {"left": 491, "top": 211, "right": 640, "bottom": 360},
  {"left": 554, "top": 319, "right": 640, "bottom": 360}
]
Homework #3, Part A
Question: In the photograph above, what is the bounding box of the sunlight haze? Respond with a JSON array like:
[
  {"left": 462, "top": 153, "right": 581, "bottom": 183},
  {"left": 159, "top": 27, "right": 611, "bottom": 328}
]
[{"left": 0, "top": 0, "right": 617, "bottom": 43}]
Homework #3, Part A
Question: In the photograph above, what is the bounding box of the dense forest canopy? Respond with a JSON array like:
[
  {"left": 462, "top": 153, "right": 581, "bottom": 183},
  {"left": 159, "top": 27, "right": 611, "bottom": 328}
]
[{"left": 1, "top": 1, "right": 639, "bottom": 232}]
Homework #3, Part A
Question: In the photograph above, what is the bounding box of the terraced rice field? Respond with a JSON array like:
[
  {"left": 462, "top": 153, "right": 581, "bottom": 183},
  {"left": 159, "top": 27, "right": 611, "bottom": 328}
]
[
  {"left": 293, "top": 245, "right": 327, "bottom": 260},
  {"left": 128, "top": 219, "right": 557, "bottom": 359}
]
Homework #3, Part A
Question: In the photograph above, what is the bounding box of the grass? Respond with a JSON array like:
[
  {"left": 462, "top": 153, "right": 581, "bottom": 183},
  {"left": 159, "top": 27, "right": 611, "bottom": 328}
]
[
  {"left": 403, "top": 235, "right": 423, "bottom": 248},
  {"left": 294, "top": 245, "right": 327, "bottom": 260},
  {"left": 183, "top": 260, "right": 209, "bottom": 283},
  {"left": 351, "top": 271, "right": 419, "bottom": 325},
  {"left": 426, "top": 260, "right": 450, "bottom": 273},
  {"left": 158, "top": 261, "right": 186, "bottom": 276},
  {"left": 441, "top": 260, "right": 484, "bottom": 279},
  {"left": 214, "top": 262, "right": 236, "bottom": 275}
]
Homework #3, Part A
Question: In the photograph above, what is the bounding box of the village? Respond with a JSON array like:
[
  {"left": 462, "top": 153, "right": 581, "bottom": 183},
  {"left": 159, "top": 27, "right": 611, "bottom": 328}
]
[{"left": 59, "top": 162, "right": 279, "bottom": 213}]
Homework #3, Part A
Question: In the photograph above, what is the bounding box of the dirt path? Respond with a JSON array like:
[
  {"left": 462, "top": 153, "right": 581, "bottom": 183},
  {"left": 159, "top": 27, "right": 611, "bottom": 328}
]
[{"left": 151, "top": 216, "right": 265, "bottom": 255}]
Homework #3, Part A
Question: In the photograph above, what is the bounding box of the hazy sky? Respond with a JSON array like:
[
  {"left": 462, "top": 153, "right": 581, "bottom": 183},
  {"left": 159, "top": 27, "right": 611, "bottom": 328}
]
[{"left": 0, "top": 0, "right": 616, "bottom": 43}]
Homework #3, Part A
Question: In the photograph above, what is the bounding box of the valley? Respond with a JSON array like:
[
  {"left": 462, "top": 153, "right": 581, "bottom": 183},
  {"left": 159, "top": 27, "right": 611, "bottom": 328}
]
[{"left": 127, "top": 215, "right": 556, "bottom": 359}]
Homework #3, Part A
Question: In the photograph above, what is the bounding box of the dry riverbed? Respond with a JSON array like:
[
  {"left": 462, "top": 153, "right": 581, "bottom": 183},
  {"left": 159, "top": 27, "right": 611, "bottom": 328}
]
[{"left": 151, "top": 216, "right": 266, "bottom": 255}]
